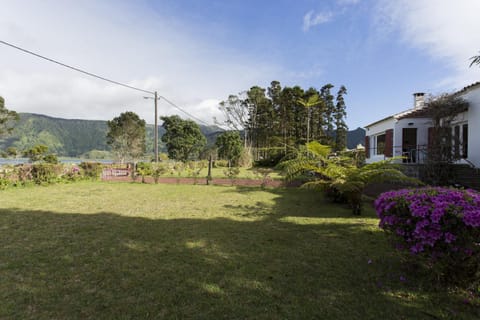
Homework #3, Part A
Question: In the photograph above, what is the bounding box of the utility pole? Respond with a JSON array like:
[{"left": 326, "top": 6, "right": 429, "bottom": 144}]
[
  {"left": 154, "top": 91, "right": 158, "bottom": 163},
  {"left": 145, "top": 93, "right": 160, "bottom": 163}
]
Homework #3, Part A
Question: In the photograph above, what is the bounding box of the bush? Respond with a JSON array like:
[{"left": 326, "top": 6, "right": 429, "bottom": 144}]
[
  {"left": 223, "top": 167, "right": 240, "bottom": 185},
  {"left": 62, "top": 165, "right": 82, "bottom": 182},
  {"left": 152, "top": 163, "right": 167, "bottom": 184},
  {"left": 79, "top": 162, "right": 103, "bottom": 180},
  {"left": 136, "top": 162, "right": 153, "bottom": 183},
  {"left": 213, "top": 160, "right": 229, "bottom": 168},
  {"left": 31, "top": 164, "right": 62, "bottom": 185},
  {"left": 0, "top": 177, "right": 10, "bottom": 190},
  {"left": 375, "top": 187, "right": 480, "bottom": 285}
]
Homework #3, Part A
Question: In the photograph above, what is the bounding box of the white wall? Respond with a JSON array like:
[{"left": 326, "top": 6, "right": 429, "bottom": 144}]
[
  {"left": 364, "top": 118, "right": 395, "bottom": 163},
  {"left": 460, "top": 87, "right": 480, "bottom": 167},
  {"left": 393, "top": 118, "right": 432, "bottom": 161}
]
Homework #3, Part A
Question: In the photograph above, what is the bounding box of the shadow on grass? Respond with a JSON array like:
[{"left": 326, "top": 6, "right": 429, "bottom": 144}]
[
  {"left": 0, "top": 204, "right": 477, "bottom": 319},
  {"left": 223, "top": 186, "right": 373, "bottom": 220}
]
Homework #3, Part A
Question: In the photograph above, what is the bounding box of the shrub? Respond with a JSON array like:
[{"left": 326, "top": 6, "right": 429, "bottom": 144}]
[
  {"left": 213, "top": 160, "right": 229, "bottom": 168},
  {"left": 253, "top": 168, "right": 273, "bottom": 189},
  {"left": 375, "top": 187, "right": 480, "bottom": 285},
  {"left": 31, "top": 164, "right": 62, "bottom": 185},
  {"left": 63, "top": 165, "right": 82, "bottom": 182},
  {"left": 223, "top": 167, "right": 240, "bottom": 185},
  {"left": 43, "top": 154, "right": 59, "bottom": 164},
  {"left": 79, "top": 162, "right": 103, "bottom": 180},
  {"left": 0, "top": 177, "right": 10, "bottom": 190},
  {"left": 186, "top": 161, "right": 205, "bottom": 185},
  {"left": 136, "top": 162, "right": 153, "bottom": 183},
  {"left": 151, "top": 163, "right": 167, "bottom": 184}
]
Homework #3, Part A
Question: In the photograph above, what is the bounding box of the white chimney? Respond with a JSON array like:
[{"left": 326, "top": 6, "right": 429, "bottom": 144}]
[{"left": 413, "top": 92, "right": 425, "bottom": 109}]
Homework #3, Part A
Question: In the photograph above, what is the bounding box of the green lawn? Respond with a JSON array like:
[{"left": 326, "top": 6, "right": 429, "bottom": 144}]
[
  {"left": 0, "top": 182, "right": 478, "bottom": 319},
  {"left": 160, "top": 166, "right": 283, "bottom": 180}
]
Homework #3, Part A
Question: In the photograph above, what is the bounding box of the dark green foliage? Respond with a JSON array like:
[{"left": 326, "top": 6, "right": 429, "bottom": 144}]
[
  {"left": 161, "top": 115, "right": 206, "bottom": 162},
  {"left": 0, "top": 96, "right": 19, "bottom": 138},
  {"left": 215, "top": 131, "right": 243, "bottom": 166},
  {"left": 0, "top": 113, "right": 222, "bottom": 158},
  {"left": 31, "top": 164, "right": 62, "bottom": 185},
  {"left": 79, "top": 162, "right": 103, "bottom": 180},
  {"left": 107, "top": 112, "right": 146, "bottom": 163},
  {"left": 424, "top": 95, "right": 469, "bottom": 185},
  {"left": 43, "top": 154, "right": 59, "bottom": 164},
  {"left": 0, "top": 113, "right": 108, "bottom": 156},
  {"left": 6, "top": 147, "right": 18, "bottom": 158},
  {"left": 334, "top": 86, "right": 348, "bottom": 151},
  {"left": 280, "top": 142, "right": 421, "bottom": 215},
  {"left": 219, "top": 81, "right": 352, "bottom": 162},
  {"left": 23, "top": 144, "right": 49, "bottom": 163}
]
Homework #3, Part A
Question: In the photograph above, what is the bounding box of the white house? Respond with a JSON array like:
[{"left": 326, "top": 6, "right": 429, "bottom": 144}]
[{"left": 364, "top": 82, "right": 480, "bottom": 168}]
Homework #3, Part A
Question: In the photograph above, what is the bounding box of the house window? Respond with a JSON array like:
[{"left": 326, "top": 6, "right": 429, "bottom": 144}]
[
  {"left": 376, "top": 134, "right": 386, "bottom": 155},
  {"left": 462, "top": 124, "right": 468, "bottom": 158},
  {"left": 454, "top": 125, "right": 460, "bottom": 158}
]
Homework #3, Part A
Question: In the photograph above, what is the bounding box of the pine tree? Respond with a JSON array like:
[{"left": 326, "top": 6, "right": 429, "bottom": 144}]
[
  {"left": 334, "top": 86, "right": 348, "bottom": 151},
  {"left": 320, "top": 84, "right": 335, "bottom": 146}
]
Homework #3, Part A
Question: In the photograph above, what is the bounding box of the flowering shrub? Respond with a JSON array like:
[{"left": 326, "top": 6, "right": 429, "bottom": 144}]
[{"left": 375, "top": 187, "right": 480, "bottom": 283}]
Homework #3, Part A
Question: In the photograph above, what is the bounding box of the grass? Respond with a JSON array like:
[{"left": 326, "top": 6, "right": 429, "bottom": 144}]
[
  {"left": 0, "top": 182, "right": 478, "bottom": 319},
  {"left": 159, "top": 165, "right": 283, "bottom": 180}
]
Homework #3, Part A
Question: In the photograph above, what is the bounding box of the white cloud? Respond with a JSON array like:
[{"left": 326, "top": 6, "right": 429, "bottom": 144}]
[
  {"left": 375, "top": 0, "right": 480, "bottom": 89},
  {"left": 302, "top": 10, "right": 333, "bottom": 32},
  {"left": 0, "top": 0, "right": 283, "bottom": 126}
]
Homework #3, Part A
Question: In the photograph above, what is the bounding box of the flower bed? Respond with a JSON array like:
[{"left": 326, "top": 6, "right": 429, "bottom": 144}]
[{"left": 375, "top": 187, "right": 480, "bottom": 284}]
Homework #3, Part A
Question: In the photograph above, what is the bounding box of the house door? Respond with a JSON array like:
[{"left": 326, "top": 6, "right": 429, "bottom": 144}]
[{"left": 402, "top": 128, "right": 417, "bottom": 163}]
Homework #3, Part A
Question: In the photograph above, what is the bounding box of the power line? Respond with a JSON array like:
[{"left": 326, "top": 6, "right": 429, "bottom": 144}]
[
  {"left": 0, "top": 39, "right": 222, "bottom": 128},
  {"left": 160, "top": 95, "right": 218, "bottom": 128},
  {"left": 0, "top": 39, "right": 154, "bottom": 95}
]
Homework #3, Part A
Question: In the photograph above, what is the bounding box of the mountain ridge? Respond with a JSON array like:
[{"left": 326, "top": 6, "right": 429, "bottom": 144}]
[{"left": 0, "top": 113, "right": 364, "bottom": 157}]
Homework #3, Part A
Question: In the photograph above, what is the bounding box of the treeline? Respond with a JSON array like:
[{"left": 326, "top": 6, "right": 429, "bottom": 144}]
[{"left": 217, "top": 81, "right": 348, "bottom": 162}]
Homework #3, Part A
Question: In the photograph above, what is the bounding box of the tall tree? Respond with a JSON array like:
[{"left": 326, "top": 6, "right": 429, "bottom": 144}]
[
  {"left": 161, "top": 115, "right": 206, "bottom": 162},
  {"left": 320, "top": 84, "right": 335, "bottom": 146},
  {"left": 216, "top": 94, "right": 250, "bottom": 147},
  {"left": 246, "top": 86, "right": 273, "bottom": 159},
  {"left": 297, "top": 94, "right": 321, "bottom": 147},
  {"left": 215, "top": 131, "right": 243, "bottom": 166},
  {"left": 334, "top": 85, "right": 348, "bottom": 151},
  {"left": 107, "top": 111, "right": 146, "bottom": 163},
  {"left": 0, "top": 96, "right": 19, "bottom": 138}
]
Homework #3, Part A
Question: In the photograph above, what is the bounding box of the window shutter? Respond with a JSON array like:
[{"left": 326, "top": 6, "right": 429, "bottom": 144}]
[
  {"left": 365, "top": 136, "right": 370, "bottom": 158},
  {"left": 384, "top": 129, "right": 393, "bottom": 157}
]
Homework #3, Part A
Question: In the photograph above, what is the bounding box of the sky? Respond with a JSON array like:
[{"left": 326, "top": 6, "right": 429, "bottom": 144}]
[{"left": 1, "top": 0, "right": 479, "bottom": 129}]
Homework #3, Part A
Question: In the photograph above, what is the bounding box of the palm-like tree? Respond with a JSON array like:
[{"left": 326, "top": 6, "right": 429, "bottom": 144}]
[
  {"left": 297, "top": 94, "right": 321, "bottom": 147},
  {"left": 279, "top": 142, "right": 421, "bottom": 214},
  {"left": 470, "top": 52, "right": 480, "bottom": 67}
]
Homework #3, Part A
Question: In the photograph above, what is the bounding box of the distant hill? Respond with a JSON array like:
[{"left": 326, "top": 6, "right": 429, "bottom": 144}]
[
  {"left": 0, "top": 113, "right": 364, "bottom": 156},
  {"left": 346, "top": 127, "right": 365, "bottom": 149},
  {"left": 0, "top": 113, "right": 224, "bottom": 157}
]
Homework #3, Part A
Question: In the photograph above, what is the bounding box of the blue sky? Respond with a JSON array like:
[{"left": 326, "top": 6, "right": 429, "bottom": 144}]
[{"left": 1, "top": 0, "right": 479, "bottom": 129}]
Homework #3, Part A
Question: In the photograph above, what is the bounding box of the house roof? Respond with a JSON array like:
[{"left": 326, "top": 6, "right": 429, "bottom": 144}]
[
  {"left": 454, "top": 81, "right": 480, "bottom": 96},
  {"left": 364, "top": 115, "right": 394, "bottom": 128},
  {"left": 364, "top": 81, "right": 480, "bottom": 127}
]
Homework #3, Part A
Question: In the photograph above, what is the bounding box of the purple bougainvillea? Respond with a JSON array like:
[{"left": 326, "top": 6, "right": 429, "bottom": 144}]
[{"left": 375, "top": 187, "right": 480, "bottom": 281}]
